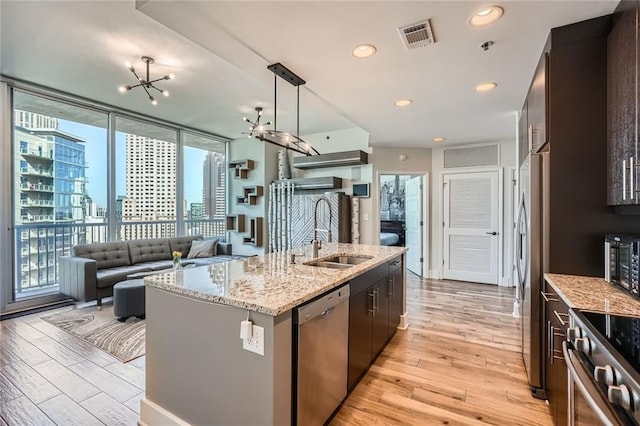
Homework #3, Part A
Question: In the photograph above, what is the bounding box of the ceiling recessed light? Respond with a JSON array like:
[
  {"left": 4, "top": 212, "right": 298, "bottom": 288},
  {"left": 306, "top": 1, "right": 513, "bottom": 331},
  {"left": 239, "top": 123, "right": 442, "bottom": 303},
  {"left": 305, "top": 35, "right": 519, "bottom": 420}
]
[
  {"left": 468, "top": 6, "right": 504, "bottom": 27},
  {"left": 394, "top": 99, "right": 412, "bottom": 107},
  {"left": 433, "top": 137, "right": 445, "bottom": 142},
  {"left": 475, "top": 82, "right": 498, "bottom": 92},
  {"left": 352, "top": 44, "right": 377, "bottom": 59}
]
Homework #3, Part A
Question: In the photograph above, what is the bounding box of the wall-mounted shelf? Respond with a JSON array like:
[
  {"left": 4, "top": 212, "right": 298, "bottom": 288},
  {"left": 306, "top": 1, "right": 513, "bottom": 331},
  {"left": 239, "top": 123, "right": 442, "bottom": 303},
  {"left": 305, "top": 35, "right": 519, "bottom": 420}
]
[
  {"left": 228, "top": 159, "right": 255, "bottom": 179},
  {"left": 226, "top": 214, "right": 246, "bottom": 233},
  {"left": 242, "top": 217, "right": 263, "bottom": 247},
  {"left": 235, "top": 186, "right": 264, "bottom": 205},
  {"left": 274, "top": 177, "right": 342, "bottom": 191},
  {"left": 292, "top": 150, "right": 368, "bottom": 170}
]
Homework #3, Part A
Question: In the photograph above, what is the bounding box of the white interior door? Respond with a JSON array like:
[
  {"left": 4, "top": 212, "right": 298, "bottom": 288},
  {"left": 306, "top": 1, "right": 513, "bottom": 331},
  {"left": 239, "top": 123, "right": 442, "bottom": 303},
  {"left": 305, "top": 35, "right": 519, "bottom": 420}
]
[
  {"left": 443, "top": 171, "right": 500, "bottom": 284},
  {"left": 405, "top": 176, "right": 422, "bottom": 276}
]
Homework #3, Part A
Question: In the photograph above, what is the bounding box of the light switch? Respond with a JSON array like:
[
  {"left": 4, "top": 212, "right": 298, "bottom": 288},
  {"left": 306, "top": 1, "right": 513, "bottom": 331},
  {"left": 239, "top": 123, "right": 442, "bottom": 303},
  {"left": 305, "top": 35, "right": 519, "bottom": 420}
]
[{"left": 363, "top": 213, "right": 369, "bottom": 221}]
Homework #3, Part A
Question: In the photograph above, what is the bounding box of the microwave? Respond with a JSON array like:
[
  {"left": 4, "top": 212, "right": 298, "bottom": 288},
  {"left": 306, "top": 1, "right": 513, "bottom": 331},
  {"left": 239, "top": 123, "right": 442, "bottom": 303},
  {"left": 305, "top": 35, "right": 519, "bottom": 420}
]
[{"left": 605, "top": 234, "right": 640, "bottom": 296}]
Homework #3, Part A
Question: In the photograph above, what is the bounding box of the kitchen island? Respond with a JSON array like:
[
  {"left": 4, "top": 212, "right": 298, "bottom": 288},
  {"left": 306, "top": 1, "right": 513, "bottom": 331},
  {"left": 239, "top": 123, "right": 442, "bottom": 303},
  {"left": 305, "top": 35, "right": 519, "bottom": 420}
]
[{"left": 139, "top": 243, "right": 407, "bottom": 426}]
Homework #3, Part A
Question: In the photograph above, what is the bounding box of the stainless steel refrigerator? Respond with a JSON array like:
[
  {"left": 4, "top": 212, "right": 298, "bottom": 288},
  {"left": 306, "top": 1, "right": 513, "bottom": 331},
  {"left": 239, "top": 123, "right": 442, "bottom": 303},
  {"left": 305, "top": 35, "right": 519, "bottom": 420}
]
[{"left": 516, "top": 151, "right": 548, "bottom": 399}]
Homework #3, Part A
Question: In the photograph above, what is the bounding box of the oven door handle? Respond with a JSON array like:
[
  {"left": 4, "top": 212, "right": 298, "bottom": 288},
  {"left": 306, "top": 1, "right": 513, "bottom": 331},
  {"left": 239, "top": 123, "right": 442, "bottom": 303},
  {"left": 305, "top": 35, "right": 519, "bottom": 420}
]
[{"left": 563, "top": 342, "right": 619, "bottom": 426}]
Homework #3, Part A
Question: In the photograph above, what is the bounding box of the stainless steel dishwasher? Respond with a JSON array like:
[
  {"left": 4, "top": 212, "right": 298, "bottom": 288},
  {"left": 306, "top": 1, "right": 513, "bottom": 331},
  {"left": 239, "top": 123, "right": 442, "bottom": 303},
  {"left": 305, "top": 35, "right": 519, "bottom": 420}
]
[{"left": 295, "top": 284, "right": 350, "bottom": 425}]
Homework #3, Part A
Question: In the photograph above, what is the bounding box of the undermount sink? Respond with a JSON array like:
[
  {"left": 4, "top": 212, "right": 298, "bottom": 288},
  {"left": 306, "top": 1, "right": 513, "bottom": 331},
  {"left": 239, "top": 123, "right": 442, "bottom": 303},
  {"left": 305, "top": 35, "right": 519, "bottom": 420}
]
[{"left": 305, "top": 255, "right": 374, "bottom": 269}]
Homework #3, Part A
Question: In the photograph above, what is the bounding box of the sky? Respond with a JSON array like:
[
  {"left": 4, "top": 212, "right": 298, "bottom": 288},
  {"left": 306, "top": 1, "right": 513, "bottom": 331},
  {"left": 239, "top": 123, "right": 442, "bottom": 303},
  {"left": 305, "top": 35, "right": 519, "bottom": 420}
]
[{"left": 58, "top": 121, "right": 207, "bottom": 208}]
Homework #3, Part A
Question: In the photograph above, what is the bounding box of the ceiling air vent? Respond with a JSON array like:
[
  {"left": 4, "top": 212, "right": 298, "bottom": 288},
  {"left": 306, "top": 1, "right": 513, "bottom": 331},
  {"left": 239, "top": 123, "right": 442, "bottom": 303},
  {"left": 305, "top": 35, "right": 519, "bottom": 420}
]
[{"left": 398, "top": 19, "right": 435, "bottom": 50}]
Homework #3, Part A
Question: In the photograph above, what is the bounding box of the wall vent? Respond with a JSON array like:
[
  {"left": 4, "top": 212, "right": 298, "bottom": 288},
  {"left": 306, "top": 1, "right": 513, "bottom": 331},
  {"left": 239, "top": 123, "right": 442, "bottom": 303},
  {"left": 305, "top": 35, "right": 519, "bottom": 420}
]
[
  {"left": 398, "top": 19, "right": 435, "bottom": 50},
  {"left": 444, "top": 144, "right": 500, "bottom": 169}
]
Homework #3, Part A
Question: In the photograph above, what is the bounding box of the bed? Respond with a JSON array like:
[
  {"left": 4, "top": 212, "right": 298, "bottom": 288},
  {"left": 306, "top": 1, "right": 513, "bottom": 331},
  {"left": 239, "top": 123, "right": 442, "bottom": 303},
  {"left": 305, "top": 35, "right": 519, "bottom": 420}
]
[{"left": 380, "top": 220, "right": 405, "bottom": 246}]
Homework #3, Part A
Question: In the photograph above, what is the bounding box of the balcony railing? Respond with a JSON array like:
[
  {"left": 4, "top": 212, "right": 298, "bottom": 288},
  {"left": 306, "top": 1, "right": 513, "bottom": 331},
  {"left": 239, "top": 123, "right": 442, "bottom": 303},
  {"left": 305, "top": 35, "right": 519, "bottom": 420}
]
[
  {"left": 21, "top": 215, "right": 54, "bottom": 222},
  {"left": 20, "top": 166, "right": 53, "bottom": 177},
  {"left": 13, "top": 219, "right": 226, "bottom": 297},
  {"left": 20, "top": 183, "right": 54, "bottom": 192},
  {"left": 20, "top": 146, "right": 54, "bottom": 160},
  {"left": 20, "top": 199, "right": 54, "bottom": 207}
]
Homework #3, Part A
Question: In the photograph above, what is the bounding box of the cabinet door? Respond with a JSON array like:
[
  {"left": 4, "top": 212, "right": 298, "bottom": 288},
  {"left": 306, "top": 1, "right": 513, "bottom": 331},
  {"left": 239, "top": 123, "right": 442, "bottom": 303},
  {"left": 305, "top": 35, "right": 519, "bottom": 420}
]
[
  {"left": 529, "top": 53, "right": 548, "bottom": 152},
  {"left": 543, "top": 281, "right": 569, "bottom": 426},
  {"left": 388, "top": 267, "right": 403, "bottom": 338},
  {"left": 348, "top": 289, "right": 373, "bottom": 390},
  {"left": 518, "top": 102, "right": 529, "bottom": 166},
  {"left": 371, "top": 279, "right": 390, "bottom": 358},
  {"left": 607, "top": 1, "right": 637, "bottom": 205}
]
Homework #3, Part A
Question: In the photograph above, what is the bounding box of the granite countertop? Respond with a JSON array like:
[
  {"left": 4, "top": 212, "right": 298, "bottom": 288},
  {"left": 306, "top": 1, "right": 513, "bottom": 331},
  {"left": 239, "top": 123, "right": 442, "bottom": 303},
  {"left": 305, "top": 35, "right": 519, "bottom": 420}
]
[
  {"left": 144, "top": 243, "right": 407, "bottom": 316},
  {"left": 544, "top": 273, "right": 640, "bottom": 316}
]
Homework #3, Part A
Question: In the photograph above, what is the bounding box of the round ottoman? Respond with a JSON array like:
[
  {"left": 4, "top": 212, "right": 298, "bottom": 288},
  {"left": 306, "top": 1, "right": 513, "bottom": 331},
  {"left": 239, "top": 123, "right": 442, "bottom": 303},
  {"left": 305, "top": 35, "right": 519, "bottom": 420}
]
[{"left": 113, "top": 279, "right": 145, "bottom": 321}]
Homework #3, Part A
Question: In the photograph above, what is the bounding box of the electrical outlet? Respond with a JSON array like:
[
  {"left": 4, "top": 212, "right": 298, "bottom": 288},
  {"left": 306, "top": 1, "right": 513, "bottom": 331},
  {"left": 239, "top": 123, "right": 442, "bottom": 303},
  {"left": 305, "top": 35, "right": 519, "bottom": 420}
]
[{"left": 243, "top": 325, "right": 264, "bottom": 356}]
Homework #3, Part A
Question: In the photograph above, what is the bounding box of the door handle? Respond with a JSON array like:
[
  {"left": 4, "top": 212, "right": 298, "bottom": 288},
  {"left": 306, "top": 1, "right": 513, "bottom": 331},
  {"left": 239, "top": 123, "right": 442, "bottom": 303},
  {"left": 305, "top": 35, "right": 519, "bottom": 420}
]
[
  {"left": 486, "top": 232, "right": 498, "bottom": 235},
  {"left": 631, "top": 157, "right": 634, "bottom": 200},
  {"left": 623, "top": 159, "right": 627, "bottom": 201}
]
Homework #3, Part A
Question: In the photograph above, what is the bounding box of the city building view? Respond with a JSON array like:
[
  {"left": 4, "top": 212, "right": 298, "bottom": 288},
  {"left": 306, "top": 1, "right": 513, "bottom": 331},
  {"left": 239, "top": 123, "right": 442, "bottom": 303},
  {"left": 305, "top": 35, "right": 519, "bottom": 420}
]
[{"left": 13, "top": 110, "right": 226, "bottom": 299}]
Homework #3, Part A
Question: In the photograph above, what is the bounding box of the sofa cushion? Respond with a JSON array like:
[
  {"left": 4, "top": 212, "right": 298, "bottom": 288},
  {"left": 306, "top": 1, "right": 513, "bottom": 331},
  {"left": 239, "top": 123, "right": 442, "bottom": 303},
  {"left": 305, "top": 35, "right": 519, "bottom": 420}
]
[
  {"left": 187, "top": 239, "right": 219, "bottom": 259},
  {"left": 73, "top": 242, "right": 131, "bottom": 270},
  {"left": 96, "top": 265, "right": 153, "bottom": 289},
  {"left": 128, "top": 239, "right": 171, "bottom": 265},
  {"left": 168, "top": 235, "right": 202, "bottom": 258}
]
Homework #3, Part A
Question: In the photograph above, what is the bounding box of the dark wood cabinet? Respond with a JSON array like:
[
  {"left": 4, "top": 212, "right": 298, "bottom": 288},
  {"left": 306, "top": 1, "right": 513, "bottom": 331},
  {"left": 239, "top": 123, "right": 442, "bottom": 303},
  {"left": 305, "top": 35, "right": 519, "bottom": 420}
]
[
  {"left": 388, "top": 264, "right": 403, "bottom": 337},
  {"left": 518, "top": 100, "right": 529, "bottom": 166},
  {"left": 347, "top": 256, "right": 405, "bottom": 391},
  {"left": 347, "top": 288, "right": 373, "bottom": 390},
  {"left": 607, "top": 0, "right": 638, "bottom": 205},
  {"left": 371, "top": 277, "right": 390, "bottom": 358},
  {"left": 543, "top": 280, "right": 569, "bottom": 426},
  {"left": 528, "top": 53, "right": 549, "bottom": 153}
]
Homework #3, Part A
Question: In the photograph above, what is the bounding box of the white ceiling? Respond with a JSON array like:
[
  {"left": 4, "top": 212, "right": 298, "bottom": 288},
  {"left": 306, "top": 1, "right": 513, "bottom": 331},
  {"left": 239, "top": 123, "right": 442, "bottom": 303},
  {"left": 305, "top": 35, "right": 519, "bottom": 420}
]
[{"left": 1, "top": 1, "right": 618, "bottom": 150}]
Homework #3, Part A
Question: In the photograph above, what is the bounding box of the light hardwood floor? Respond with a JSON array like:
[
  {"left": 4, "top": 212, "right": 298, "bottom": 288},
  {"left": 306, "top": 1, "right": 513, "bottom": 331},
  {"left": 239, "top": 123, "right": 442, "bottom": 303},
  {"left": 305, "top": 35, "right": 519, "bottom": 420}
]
[
  {"left": 330, "top": 274, "right": 553, "bottom": 426},
  {"left": 1, "top": 274, "right": 552, "bottom": 425}
]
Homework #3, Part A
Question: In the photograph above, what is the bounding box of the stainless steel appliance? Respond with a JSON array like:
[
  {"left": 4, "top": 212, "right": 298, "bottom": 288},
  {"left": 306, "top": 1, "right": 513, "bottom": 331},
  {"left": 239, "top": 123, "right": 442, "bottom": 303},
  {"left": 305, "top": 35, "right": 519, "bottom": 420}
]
[
  {"left": 564, "top": 309, "right": 640, "bottom": 425},
  {"left": 605, "top": 234, "right": 640, "bottom": 296},
  {"left": 294, "top": 285, "right": 349, "bottom": 425},
  {"left": 517, "top": 151, "right": 548, "bottom": 399}
]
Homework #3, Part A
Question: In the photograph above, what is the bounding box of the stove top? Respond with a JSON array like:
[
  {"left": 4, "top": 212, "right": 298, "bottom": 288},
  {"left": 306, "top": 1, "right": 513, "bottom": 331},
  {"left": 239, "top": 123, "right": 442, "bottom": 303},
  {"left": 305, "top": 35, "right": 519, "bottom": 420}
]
[{"left": 581, "top": 310, "right": 640, "bottom": 378}]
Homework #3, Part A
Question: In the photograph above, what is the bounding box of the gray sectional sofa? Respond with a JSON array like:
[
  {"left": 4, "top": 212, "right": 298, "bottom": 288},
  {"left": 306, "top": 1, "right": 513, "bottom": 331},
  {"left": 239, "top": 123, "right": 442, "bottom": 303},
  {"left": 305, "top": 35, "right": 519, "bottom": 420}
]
[{"left": 59, "top": 236, "right": 242, "bottom": 307}]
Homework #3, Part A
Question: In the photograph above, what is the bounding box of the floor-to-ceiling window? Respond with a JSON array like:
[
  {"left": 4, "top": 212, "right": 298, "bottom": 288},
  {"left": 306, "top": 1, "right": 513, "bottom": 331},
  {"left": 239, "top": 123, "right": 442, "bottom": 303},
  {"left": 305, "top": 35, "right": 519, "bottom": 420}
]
[
  {"left": 1, "top": 83, "right": 229, "bottom": 314},
  {"left": 183, "top": 132, "right": 226, "bottom": 238},
  {"left": 12, "top": 91, "right": 108, "bottom": 301},
  {"left": 114, "top": 117, "right": 178, "bottom": 241}
]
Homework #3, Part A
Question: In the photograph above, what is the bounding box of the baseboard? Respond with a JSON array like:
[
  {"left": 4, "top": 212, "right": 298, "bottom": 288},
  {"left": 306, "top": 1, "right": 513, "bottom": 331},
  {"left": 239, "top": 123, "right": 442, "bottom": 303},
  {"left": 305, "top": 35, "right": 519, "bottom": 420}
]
[
  {"left": 398, "top": 312, "right": 410, "bottom": 330},
  {"left": 428, "top": 270, "right": 442, "bottom": 279},
  {"left": 140, "top": 398, "right": 191, "bottom": 426}
]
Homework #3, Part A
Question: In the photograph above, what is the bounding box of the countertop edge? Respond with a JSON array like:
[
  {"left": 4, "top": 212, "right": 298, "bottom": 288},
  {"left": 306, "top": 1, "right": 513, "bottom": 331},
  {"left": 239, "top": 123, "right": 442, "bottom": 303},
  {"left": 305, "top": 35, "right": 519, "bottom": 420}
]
[{"left": 145, "top": 246, "right": 407, "bottom": 316}]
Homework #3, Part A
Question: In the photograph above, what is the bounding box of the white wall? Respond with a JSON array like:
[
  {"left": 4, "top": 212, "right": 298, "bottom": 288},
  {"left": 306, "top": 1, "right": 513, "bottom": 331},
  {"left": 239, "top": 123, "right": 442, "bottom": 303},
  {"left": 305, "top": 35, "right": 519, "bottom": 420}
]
[
  {"left": 227, "top": 137, "right": 278, "bottom": 256},
  {"left": 429, "top": 140, "right": 517, "bottom": 286}
]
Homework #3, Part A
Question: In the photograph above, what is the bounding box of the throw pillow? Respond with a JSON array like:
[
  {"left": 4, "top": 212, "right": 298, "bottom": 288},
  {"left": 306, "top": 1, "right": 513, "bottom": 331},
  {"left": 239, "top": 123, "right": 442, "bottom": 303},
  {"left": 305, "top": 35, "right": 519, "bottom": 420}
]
[{"left": 187, "top": 239, "right": 219, "bottom": 259}]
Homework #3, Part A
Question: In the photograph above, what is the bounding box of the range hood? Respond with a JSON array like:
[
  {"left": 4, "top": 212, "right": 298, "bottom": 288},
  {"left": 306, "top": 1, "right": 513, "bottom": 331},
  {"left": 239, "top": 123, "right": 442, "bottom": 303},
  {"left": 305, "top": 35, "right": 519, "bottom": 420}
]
[{"left": 292, "top": 150, "right": 368, "bottom": 170}]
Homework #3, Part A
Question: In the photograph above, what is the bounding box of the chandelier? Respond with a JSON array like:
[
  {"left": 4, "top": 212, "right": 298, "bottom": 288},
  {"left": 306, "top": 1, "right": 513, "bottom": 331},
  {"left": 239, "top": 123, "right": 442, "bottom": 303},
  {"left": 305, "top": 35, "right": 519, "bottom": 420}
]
[
  {"left": 118, "top": 56, "right": 174, "bottom": 106},
  {"left": 243, "top": 63, "right": 319, "bottom": 156}
]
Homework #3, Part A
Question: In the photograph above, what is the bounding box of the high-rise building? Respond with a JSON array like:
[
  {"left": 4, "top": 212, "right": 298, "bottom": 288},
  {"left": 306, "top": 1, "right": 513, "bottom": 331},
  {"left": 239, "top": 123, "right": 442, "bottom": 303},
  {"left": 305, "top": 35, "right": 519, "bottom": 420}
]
[
  {"left": 14, "top": 111, "right": 86, "bottom": 292},
  {"left": 122, "top": 134, "right": 176, "bottom": 239},
  {"left": 190, "top": 202, "right": 204, "bottom": 220},
  {"left": 203, "top": 152, "right": 225, "bottom": 219}
]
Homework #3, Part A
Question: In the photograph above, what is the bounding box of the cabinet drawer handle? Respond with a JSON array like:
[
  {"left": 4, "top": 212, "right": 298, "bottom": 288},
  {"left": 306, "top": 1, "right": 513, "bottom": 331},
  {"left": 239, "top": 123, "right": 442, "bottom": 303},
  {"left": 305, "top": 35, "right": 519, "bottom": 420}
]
[
  {"left": 368, "top": 292, "right": 375, "bottom": 317},
  {"left": 541, "top": 292, "right": 558, "bottom": 303},
  {"left": 631, "top": 157, "right": 635, "bottom": 200},
  {"left": 390, "top": 260, "right": 400, "bottom": 266},
  {"left": 554, "top": 310, "right": 568, "bottom": 327},
  {"left": 623, "top": 159, "right": 627, "bottom": 201}
]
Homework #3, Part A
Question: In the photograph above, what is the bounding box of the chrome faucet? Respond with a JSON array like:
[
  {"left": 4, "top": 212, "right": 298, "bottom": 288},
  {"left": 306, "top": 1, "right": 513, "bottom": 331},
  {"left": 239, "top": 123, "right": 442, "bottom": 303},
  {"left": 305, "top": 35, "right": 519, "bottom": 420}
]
[{"left": 312, "top": 196, "right": 333, "bottom": 258}]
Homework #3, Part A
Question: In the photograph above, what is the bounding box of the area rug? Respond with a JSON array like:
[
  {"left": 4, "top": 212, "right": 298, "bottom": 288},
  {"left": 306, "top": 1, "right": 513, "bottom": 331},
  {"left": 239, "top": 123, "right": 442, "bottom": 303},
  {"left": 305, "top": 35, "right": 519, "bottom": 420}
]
[{"left": 41, "top": 305, "right": 145, "bottom": 363}]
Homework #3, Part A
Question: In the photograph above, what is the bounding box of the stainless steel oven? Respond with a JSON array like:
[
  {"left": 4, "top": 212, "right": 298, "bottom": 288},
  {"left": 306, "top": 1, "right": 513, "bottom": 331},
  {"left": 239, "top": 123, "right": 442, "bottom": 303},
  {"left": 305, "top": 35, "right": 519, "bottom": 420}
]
[
  {"left": 565, "top": 310, "right": 640, "bottom": 426},
  {"left": 605, "top": 234, "right": 640, "bottom": 296}
]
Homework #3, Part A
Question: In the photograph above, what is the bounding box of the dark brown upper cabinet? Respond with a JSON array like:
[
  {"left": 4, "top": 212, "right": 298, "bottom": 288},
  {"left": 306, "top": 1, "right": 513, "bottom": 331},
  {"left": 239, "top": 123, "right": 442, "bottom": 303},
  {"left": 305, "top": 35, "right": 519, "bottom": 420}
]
[
  {"left": 607, "top": 1, "right": 638, "bottom": 205},
  {"left": 528, "top": 53, "right": 549, "bottom": 153}
]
